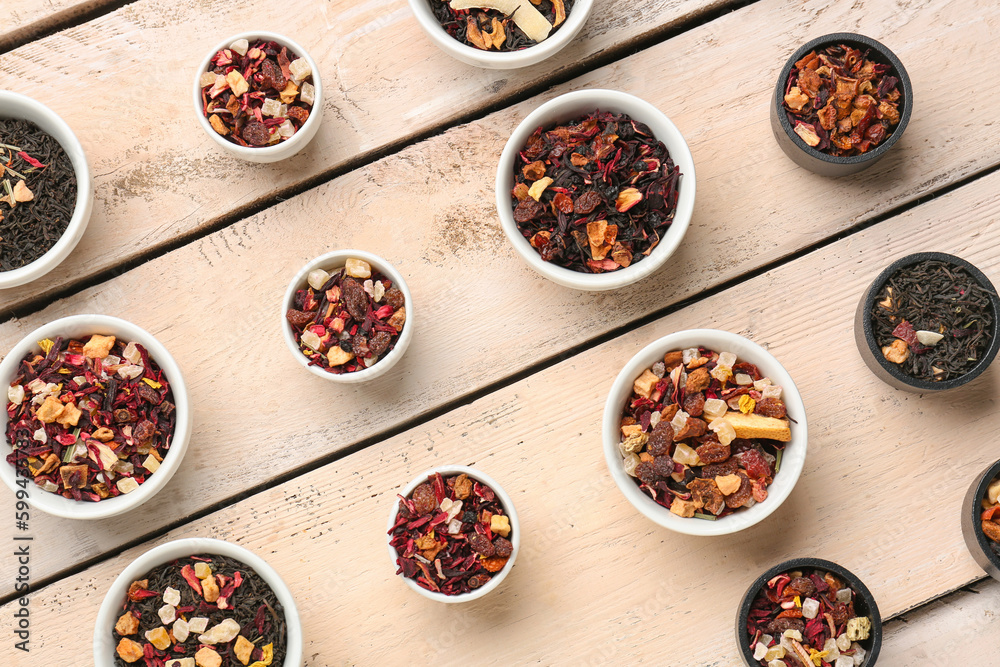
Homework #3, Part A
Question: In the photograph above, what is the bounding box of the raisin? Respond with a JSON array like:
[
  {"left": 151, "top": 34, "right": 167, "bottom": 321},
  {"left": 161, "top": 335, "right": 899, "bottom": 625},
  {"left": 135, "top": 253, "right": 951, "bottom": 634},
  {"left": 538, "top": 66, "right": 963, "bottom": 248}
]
[
  {"left": 696, "top": 441, "right": 731, "bottom": 464},
  {"left": 468, "top": 533, "right": 494, "bottom": 557},
  {"left": 660, "top": 404, "right": 680, "bottom": 423},
  {"left": 685, "top": 367, "right": 711, "bottom": 394},
  {"left": 286, "top": 105, "right": 310, "bottom": 124},
  {"left": 553, "top": 192, "right": 574, "bottom": 213},
  {"left": 731, "top": 438, "right": 756, "bottom": 454},
  {"left": 352, "top": 336, "right": 370, "bottom": 357},
  {"left": 136, "top": 383, "right": 162, "bottom": 406},
  {"left": 260, "top": 58, "right": 287, "bottom": 91},
  {"left": 766, "top": 617, "right": 805, "bottom": 635},
  {"left": 384, "top": 287, "right": 405, "bottom": 310},
  {"left": 672, "top": 417, "right": 707, "bottom": 442},
  {"left": 341, "top": 278, "right": 369, "bottom": 321},
  {"left": 724, "top": 472, "right": 752, "bottom": 509},
  {"left": 701, "top": 458, "right": 738, "bottom": 478},
  {"left": 646, "top": 422, "right": 674, "bottom": 456},
  {"left": 755, "top": 398, "right": 787, "bottom": 419},
  {"left": 786, "top": 577, "right": 816, "bottom": 597},
  {"left": 652, "top": 455, "right": 675, "bottom": 477},
  {"left": 412, "top": 483, "right": 437, "bottom": 515},
  {"left": 285, "top": 309, "right": 314, "bottom": 328},
  {"left": 683, "top": 391, "right": 705, "bottom": 417},
  {"left": 369, "top": 330, "right": 392, "bottom": 356},
  {"left": 573, "top": 191, "right": 602, "bottom": 214},
  {"left": 830, "top": 602, "right": 851, "bottom": 625},
  {"left": 513, "top": 199, "right": 545, "bottom": 223},
  {"left": 242, "top": 119, "right": 270, "bottom": 146},
  {"left": 493, "top": 537, "right": 513, "bottom": 558},
  {"left": 132, "top": 420, "right": 156, "bottom": 446},
  {"left": 739, "top": 448, "right": 771, "bottom": 481},
  {"left": 634, "top": 462, "right": 660, "bottom": 485}
]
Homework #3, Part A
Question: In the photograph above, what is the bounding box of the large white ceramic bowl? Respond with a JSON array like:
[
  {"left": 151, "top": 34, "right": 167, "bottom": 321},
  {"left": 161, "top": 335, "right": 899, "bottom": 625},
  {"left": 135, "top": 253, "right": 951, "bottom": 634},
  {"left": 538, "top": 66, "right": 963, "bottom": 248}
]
[
  {"left": 192, "top": 31, "right": 323, "bottom": 163},
  {"left": 387, "top": 465, "right": 520, "bottom": 603},
  {"left": 0, "top": 315, "right": 192, "bottom": 519},
  {"left": 282, "top": 249, "right": 413, "bottom": 383},
  {"left": 496, "top": 89, "right": 696, "bottom": 291},
  {"left": 93, "top": 537, "right": 303, "bottom": 666},
  {"left": 0, "top": 91, "right": 92, "bottom": 288},
  {"left": 602, "top": 329, "right": 807, "bottom": 536},
  {"left": 409, "top": 0, "right": 593, "bottom": 69}
]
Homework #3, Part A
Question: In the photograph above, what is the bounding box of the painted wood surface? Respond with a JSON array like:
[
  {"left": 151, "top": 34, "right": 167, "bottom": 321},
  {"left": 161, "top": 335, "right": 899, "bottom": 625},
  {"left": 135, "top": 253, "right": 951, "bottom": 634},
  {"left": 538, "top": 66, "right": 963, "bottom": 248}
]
[
  {"left": 0, "top": 0, "right": 996, "bottom": 317},
  {"left": 4, "top": 167, "right": 1000, "bottom": 665},
  {"left": 0, "top": 0, "right": 105, "bottom": 52}
]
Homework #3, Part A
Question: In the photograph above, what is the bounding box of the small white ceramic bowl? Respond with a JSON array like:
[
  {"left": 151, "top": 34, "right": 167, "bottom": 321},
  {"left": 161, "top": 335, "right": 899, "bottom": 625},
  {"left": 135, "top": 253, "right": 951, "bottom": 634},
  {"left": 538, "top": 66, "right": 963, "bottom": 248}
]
[
  {"left": 0, "top": 91, "right": 92, "bottom": 289},
  {"left": 496, "top": 89, "right": 696, "bottom": 291},
  {"left": 387, "top": 464, "right": 520, "bottom": 603},
  {"left": 192, "top": 31, "right": 323, "bottom": 163},
  {"left": 93, "top": 537, "right": 303, "bottom": 666},
  {"left": 282, "top": 250, "right": 413, "bottom": 383},
  {"left": 602, "top": 329, "right": 807, "bottom": 536},
  {"left": 0, "top": 314, "right": 192, "bottom": 519},
  {"left": 409, "top": 0, "right": 593, "bottom": 69}
]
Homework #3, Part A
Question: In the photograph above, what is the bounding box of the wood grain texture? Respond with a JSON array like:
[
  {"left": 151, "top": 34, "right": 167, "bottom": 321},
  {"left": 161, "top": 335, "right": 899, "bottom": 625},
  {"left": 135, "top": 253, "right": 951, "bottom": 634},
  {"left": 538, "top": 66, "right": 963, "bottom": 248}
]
[
  {"left": 3, "top": 2, "right": 1000, "bottom": 590},
  {"left": 0, "top": 0, "right": 109, "bottom": 52},
  {"left": 5, "top": 169, "right": 1000, "bottom": 664},
  {"left": 0, "top": 0, "right": 997, "bottom": 313}
]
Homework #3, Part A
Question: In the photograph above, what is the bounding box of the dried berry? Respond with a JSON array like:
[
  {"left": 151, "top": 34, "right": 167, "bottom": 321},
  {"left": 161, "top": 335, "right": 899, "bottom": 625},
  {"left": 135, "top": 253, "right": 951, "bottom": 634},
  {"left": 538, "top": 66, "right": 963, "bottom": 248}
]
[
  {"left": 241, "top": 120, "right": 271, "bottom": 147},
  {"left": 724, "top": 472, "right": 752, "bottom": 509},
  {"left": 469, "top": 533, "right": 495, "bottom": 557},
  {"left": 646, "top": 422, "right": 674, "bottom": 457},
  {"left": 766, "top": 617, "right": 805, "bottom": 635},
  {"left": 259, "top": 58, "right": 287, "bottom": 91},
  {"left": 573, "top": 191, "right": 602, "bottom": 214},
  {"left": 754, "top": 397, "right": 787, "bottom": 418},
  {"left": 493, "top": 537, "right": 513, "bottom": 558},
  {"left": 683, "top": 391, "right": 705, "bottom": 416},
  {"left": 285, "top": 309, "right": 314, "bottom": 328},
  {"left": 369, "top": 331, "right": 392, "bottom": 357},
  {"left": 695, "top": 441, "right": 730, "bottom": 464},
  {"left": 785, "top": 576, "right": 817, "bottom": 597},
  {"left": 739, "top": 448, "right": 771, "bottom": 481},
  {"left": 701, "top": 458, "right": 739, "bottom": 478},
  {"left": 384, "top": 287, "right": 405, "bottom": 310},
  {"left": 412, "top": 483, "right": 437, "bottom": 515}
]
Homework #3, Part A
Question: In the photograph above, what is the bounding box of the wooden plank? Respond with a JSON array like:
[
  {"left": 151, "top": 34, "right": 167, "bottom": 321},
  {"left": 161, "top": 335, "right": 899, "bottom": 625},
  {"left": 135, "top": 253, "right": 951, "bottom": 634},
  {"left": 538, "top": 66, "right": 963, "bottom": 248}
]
[
  {"left": 0, "top": 0, "right": 998, "bottom": 312},
  {"left": 3, "top": 22, "right": 1000, "bottom": 590},
  {"left": 6, "top": 173, "right": 1000, "bottom": 662},
  {"left": 0, "top": 0, "right": 732, "bottom": 309},
  {"left": 882, "top": 578, "right": 1000, "bottom": 666},
  {"left": 0, "top": 0, "right": 109, "bottom": 53}
]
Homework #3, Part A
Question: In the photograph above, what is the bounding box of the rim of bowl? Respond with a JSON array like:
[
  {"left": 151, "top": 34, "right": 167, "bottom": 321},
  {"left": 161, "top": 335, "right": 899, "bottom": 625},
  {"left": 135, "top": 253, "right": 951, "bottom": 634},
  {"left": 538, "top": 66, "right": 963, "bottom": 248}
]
[
  {"left": 0, "top": 91, "right": 92, "bottom": 289},
  {"left": 281, "top": 249, "right": 414, "bottom": 383},
  {"left": 386, "top": 464, "right": 520, "bottom": 603},
  {"left": 773, "top": 32, "right": 912, "bottom": 166},
  {"left": 408, "top": 0, "right": 594, "bottom": 69},
  {"left": 735, "top": 557, "right": 882, "bottom": 667},
  {"left": 964, "top": 457, "right": 1000, "bottom": 575},
  {"left": 858, "top": 252, "right": 1000, "bottom": 391},
  {"left": 191, "top": 31, "right": 322, "bottom": 160},
  {"left": 496, "top": 88, "right": 696, "bottom": 291},
  {"left": 602, "top": 329, "right": 807, "bottom": 536},
  {"left": 93, "top": 537, "right": 303, "bottom": 667},
  {"left": 0, "top": 314, "right": 192, "bottom": 519}
]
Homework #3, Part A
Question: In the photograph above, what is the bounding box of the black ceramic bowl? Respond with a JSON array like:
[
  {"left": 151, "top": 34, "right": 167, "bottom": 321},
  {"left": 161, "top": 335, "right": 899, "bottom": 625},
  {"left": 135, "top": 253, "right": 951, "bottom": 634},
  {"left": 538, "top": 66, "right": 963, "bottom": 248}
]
[
  {"left": 770, "top": 32, "right": 912, "bottom": 177},
  {"left": 854, "top": 252, "right": 1000, "bottom": 392},
  {"left": 961, "top": 458, "right": 1000, "bottom": 581},
  {"left": 736, "top": 557, "right": 882, "bottom": 667}
]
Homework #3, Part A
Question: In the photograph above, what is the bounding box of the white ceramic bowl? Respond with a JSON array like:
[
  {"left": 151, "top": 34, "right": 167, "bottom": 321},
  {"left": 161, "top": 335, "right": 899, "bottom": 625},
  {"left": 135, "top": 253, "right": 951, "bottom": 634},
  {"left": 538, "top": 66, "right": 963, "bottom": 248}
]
[
  {"left": 282, "top": 250, "right": 413, "bottom": 383},
  {"left": 192, "top": 31, "right": 323, "bottom": 163},
  {"left": 387, "top": 465, "right": 520, "bottom": 603},
  {"left": 93, "top": 537, "right": 303, "bottom": 666},
  {"left": 0, "top": 315, "right": 192, "bottom": 519},
  {"left": 409, "top": 0, "right": 593, "bottom": 69},
  {"left": 496, "top": 89, "right": 696, "bottom": 291},
  {"left": 0, "top": 91, "right": 92, "bottom": 288},
  {"left": 602, "top": 329, "right": 807, "bottom": 536}
]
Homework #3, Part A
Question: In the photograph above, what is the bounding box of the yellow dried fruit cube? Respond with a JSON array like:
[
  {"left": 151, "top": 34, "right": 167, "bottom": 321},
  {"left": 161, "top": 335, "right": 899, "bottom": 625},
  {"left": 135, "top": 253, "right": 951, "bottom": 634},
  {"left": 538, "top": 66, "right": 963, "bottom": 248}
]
[
  {"left": 234, "top": 635, "right": 255, "bottom": 665},
  {"left": 115, "top": 611, "right": 139, "bottom": 635},
  {"left": 55, "top": 401, "right": 82, "bottom": 427},
  {"left": 632, "top": 370, "right": 659, "bottom": 399},
  {"left": 145, "top": 626, "right": 171, "bottom": 650},
  {"left": 226, "top": 70, "right": 249, "bottom": 97},
  {"left": 195, "top": 647, "right": 223, "bottom": 667},
  {"left": 202, "top": 574, "right": 220, "bottom": 603},
  {"left": 490, "top": 514, "right": 511, "bottom": 538},
  {"left": 715, "top": 474, "right": 742, "bottom": 496},
  {"left": 387, "top": 307, "right": 406, "bottom": 333},
  {"left": 326, "top": 347, "right": 355, "bottom": 367},
  {"left": 344, "top": 258, "right": 372, "bottom": 279},
  {"left": 194, "top": 562, "right": 213, "bottom": 579},
  {"left": 116, "top": 637, "right": 144, "bottom": 663},
  {"left": 36, "top": 396, "right": 65, "bottom": 423}
]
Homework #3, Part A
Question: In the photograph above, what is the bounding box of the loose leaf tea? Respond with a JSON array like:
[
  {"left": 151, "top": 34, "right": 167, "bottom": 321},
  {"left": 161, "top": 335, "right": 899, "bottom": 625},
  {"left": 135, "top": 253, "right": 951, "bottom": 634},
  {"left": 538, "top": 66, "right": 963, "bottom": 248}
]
[
  {"left": 200, "top": 38, "right": 315, "bottom": 147},
  {"left": 5, "top": 334, "right": 176, "bottom": 502},
  {"left": 286, "top": 258, "right": 406, "bottom": 374},
  {"left": 782, "top": 43, "right": 902, "bottom": 155},
  {"left": 511, "top": 110, "right": 681, "bottom": 273},
  {"left": 745, "top": 568, "right": 871, "bottom": 667},
  {"left": 433, "top": 0, "right": 574, "bottom": 51},
  {"left": 112, "top": 554, "right": 287, "bottom": 667},
  {"left": 980, "top": 475, "right": 1000, "bottom": 558},
  {"left": 0, "top": 118, "right": 77, "bottom": 271},
  {"left": 871, "top": 259, "right": 995, "bottom": 382},
  {"left": 619, "top": 347, "right": 792, "bottom": 518},
  {"left": 389, "top": 472, "right": 514, "bottom": 596}
]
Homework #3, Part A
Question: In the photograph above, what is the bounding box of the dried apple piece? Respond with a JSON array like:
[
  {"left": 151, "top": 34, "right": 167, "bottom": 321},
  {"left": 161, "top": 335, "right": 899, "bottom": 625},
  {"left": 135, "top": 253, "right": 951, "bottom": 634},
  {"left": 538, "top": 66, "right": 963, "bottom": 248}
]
[{"left": 449, "top": 0, "right": 552, "bottom": 43}]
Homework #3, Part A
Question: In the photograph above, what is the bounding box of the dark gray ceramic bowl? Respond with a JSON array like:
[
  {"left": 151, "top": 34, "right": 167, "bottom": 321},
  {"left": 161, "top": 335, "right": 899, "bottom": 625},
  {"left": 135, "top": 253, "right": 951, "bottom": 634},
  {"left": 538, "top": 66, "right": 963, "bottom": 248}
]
[
  {"left": 770, "top": 32, "right": 912, "bottom": 177},
  {"left": 736, "top": 557, "right": 882, "bottom": 666},
  {"left": 961, "top": 458, "right": 1000, "bottom": 581},
  {"left": 854, "top": 252, "right": 1000, "bottom": 392}
]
